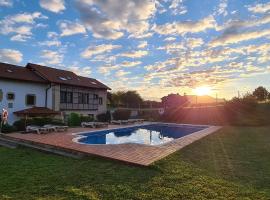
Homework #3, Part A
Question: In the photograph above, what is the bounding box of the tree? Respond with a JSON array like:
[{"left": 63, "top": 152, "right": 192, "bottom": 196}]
[
  {"left": 121, "top": 91, "right": 143, "bottom": 108},
  {"left": 252, "top": 86, "right": 269, "bottom": 101}
]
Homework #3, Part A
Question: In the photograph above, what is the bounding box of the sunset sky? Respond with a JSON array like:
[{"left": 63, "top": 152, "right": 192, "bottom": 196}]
[{"left": 1, "top": 0, "right": 270, "bottom": 100}]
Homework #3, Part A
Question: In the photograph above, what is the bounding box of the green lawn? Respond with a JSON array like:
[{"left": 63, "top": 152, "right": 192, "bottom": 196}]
[{"left": 1, "top": 126, "right": 270, "bottom": 200}]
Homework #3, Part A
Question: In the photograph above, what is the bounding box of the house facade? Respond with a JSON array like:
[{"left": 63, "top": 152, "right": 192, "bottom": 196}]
[{"left": 0, "top": 62, "right": 110, "bottom": 124}]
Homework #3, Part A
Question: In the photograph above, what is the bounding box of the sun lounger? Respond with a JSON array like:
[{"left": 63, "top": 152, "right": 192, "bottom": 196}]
[
  {"left": 94, "top": 122, "right": 108, "bottom": 128},
  {"left": 111, "top": 120, "right": 122, "bottom": 125},
  {"left": 44, "top": 124, "right": 68, "bottom": 132},
  {"left": 81, "top": 122, "right": 95, "bottom": 128},
  {"left": 81, "top": 122, "right": 108, "bottom": 128},
  {"left": 111, "top": 120, "right": 130, "bottom": 125},
  {"left": 26, "top": 125, "right": 48, "bottom": 134}
]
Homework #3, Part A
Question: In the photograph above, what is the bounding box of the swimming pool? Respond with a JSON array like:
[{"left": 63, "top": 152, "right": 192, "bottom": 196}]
[{"left": 76, "top": 123, "right": 208, "bottom": 146}]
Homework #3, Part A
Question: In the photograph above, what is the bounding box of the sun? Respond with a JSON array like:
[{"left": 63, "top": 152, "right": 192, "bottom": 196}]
[{"left": 194, "top": 86, "right": 212, "bottom": 96}]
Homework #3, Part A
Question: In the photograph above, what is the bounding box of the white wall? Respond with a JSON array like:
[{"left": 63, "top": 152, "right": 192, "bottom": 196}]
[
  {"left": 97, "top": 90, "right": 107, "bottom": 114},
  {"left": 0, "top": 79, "right": 49, "bottom": 124}
]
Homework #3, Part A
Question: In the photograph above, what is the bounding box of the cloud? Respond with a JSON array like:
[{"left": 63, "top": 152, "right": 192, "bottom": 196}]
[
  {"left": 186, "top": 37, "right": 204, "bottom": 48},
  {"left": 169, "top": 0, "right": 187, "bottom": 15},
  {"left": 0, "top": 0, "right": 12, "bottom": 7},
  {"left": 214, "top": 0, "right": 228, "bottom": 16},
  {"left": 120, "top": 61, "right": 142, "bottom": 68},
  {"left": 210, "top": 28, "right": 270, "bottom": 47},
  {"left": 81, "top": 44, "right": 121, "bottom": 59},
  {"left": 38, "top": 40, "right": 61, "bottom": 47},
  {"left": 115, "top": 70, "right": 130, "bottom": 77},
  {"left": 247, "top": 2, "right": 270, "bottom": 14},
  {"left": 154, "top": 15, "right": 216, "bottom": 35},
  {"left": 41, "top": 50, "right": 63, "bottom": 65},
  {"left": 0, "top": 12, "right": 47, "bottom": 42},
  {"left": 164, "top": 37, "right": 176, "bottom": 42},
  {"left": 137, "top": 41, "right": 148, "bottom": 49},
  {"left": 0, "top": 49, "right": 23, "bottom": 63},
  {"left": 40, "top": 0, "right": 65, "bottom": 13},
  {"left": 68, "top": 66, "right": 91, "bottom": 76},
  {"left": 58, "top": 20, "right": 86, "bottom": 36},
  {"left": 120, "top": 50, "right": 148, "bottom": 58},
  {"left": 75, "top": 0, "right": 156, "bottom": 39},
  {"left": 217, "top": 14, "right": 270, "bottom": 32}
]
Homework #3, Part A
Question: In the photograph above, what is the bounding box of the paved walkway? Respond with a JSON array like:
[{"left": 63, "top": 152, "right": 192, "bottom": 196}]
[{"left": 4, "top": 123, "right": 221, "bottom": 166}]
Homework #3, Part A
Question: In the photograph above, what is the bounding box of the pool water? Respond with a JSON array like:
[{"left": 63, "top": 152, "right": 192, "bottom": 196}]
[{"left": 77, "top": 124, "right": 208, "bottom": 145}]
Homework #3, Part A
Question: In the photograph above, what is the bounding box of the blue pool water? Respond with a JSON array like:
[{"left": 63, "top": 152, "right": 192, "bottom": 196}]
[{"left": 77, "top": 124, "right": 208, "bottom": 145}]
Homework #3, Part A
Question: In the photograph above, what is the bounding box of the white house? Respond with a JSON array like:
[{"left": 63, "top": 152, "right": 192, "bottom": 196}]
[{"left": 0, "top": 62, "right": 110, "bottom": 124}]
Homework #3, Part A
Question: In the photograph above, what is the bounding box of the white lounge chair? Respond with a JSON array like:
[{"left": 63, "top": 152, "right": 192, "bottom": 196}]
[
  {"left": 44, "top": 124, "right": 68, "bottom": 132},
  {"left": 81, "top": 122, "right": 95, "bottom": 128},
  {"left": 111, "top": 120, "right": 122, "bottom": 125},
  {"left": 94, "top": 122, "right": 108, "bottom": 128},
  {"left": 81, "top": 122, "right": 108, "bottom": 128},
  {"left": 26, "top": 125, "right": 48, "bottom": 134}
]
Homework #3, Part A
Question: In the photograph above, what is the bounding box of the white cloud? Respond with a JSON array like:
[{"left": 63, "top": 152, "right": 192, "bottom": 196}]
[
  {"left": 68, "top": 66, "right": 91, "bottom": 76},
  {"left": 248, "top": 2, "right": 270, "bottom": 14},
  {"left": 41, "top": 50, "right": 63, "bottom": 65},
  {"left": 137, "top": 41, "right": 148, "bottom": 49},
  {"left": 169, "top": 0, "right": 187, "bottom": 15},
  {"left": 154, "top": 15, "right": 216, "bottom": 36},
  {"left": 215, "top": 0, "right": 228, "bottom": 16},
  {"left": 186, "top": 37, "right": 204, "bottom": 48},
  {"left": 0, "top": 0, "right": 12, "bottom": 7},
  {"left": 40, "top": 0, "right": 65, "bottom": 13},
  {"left": 120, "top": 61, "right": 142, "bottom": 68},
  {"left": 164, "top": 37, "right": 176, "bottom": 42},
  {"left": 120, "top": 50, "right": 148, "bottom": 58},
  {"left": 0, "top": 12, "right": 47, "bottom": 42},
  {"left": 115, "top": 70, "right": 130, "bottom": 77},
  {"left": 210, "top": 28, "right": 270, "bottom": 47},
  {"left": 38, "top": 40, "right": 61, "bottom": 47},
  {"left": 0, "top": 49, "right": 23, "bottom": 63},
  {"left": 81, "top": 44, "right": 121, "bottom": 59},
  {"left": 76, "top": 0, "right": 156, "bottom": 39},
  {"left": 58, "top": 20, "right": 86, "bottom": 36}
]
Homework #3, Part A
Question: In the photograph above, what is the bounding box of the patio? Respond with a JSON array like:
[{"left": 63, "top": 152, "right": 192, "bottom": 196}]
[{"left": 1, "top": 123, "right": 221, "bottom": 166}]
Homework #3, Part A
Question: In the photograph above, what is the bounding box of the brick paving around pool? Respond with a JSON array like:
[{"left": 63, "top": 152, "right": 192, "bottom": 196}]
[{"left": 2, "top": 123, "right": 221, "bottom": 166}]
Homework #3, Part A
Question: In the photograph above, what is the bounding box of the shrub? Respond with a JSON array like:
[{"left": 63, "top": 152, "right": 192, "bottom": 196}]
[
  {"left": 112, "top": 109, "right": 131, "bottom": 120},
  {"left": 13, "top": 118, "right": 65, "bottom": 131},
  {"left": 67, "top": 113, "right": 81, "bottom": 126},
  {"left": 1, "top": 123, "right": 16, "bottom": 133},
  {"left": 80, "top": 115, "right": 94, "bottom": 123},
  {"left": 13, "top": 119, "right": 27, "bottom": 131},
  {"left": 97, "top": 111, "right": 111, "bottom": 122}
]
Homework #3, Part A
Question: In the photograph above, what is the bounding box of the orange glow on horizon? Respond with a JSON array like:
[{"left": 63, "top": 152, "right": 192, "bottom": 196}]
[{"left": 194, "top": 86, "right": 212, "bottom": 96}]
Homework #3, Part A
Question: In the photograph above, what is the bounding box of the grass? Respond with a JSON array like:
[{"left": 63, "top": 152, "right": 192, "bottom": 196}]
[{"left": 0, "top": 126, "right": 270, "bottom": 199}]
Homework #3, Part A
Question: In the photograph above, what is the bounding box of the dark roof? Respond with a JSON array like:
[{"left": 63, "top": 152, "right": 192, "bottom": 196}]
[
  {"left": 26, "top": 63, "right": 111, "bottom": 90},
  {"left": 14, "top": 107, "right": 60, "bottom": 116},
  {"left": 0, "top": 62, "right": 47, "bottom": 84}
]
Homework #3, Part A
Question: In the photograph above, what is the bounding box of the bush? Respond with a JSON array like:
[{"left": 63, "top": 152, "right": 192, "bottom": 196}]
[
  {"left": 97, "top": 111, "right": 111, "bottom": 122},
  {"left": 80, "top": 115, "right": 94, "bottom": 123},
  {"left": 1, "top": 123, "right": 16, "bottom": 133},
  {"left": 13, "top": 118, "right": 66, "bottom": 131},
  {"left": 112, "top": 109, "right": 131, "bottom": 120},
  {"left": 68, "top": 113, "right": 81, "bottom": 126}
]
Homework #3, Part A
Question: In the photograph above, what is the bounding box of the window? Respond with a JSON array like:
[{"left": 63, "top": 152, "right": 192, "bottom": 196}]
[
  {"left": 26, "top": 94, "right": 36, "bottom": 106},
  {"left": 78, "top": 93, "right": 89, "bottom": 104},
  {"left": 67, "top": 92, "right": 73, "bottom": 103},
  {"left": 7, "top": 92, "right": 15, "bottom": 100},
  {"left": 60, "top": 91, "right": 73, "bottom": 103},
  {"left": 93, "top": 94, "right": 98, "bottom": 99},
  {"left": 98, "top": 97, "right": 103, "bottom": 105}
]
